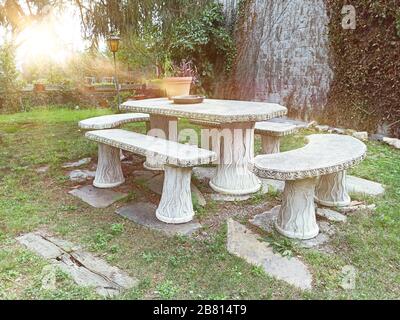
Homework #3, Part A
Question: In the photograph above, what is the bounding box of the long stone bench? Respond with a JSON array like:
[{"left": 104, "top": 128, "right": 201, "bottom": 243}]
[
  {"left": 79, "top": 113, "right": 151, "bottom": 161},
  {"left": 255, "top": 121, "right": 298, "bottom": 154},
  {"left": 85, "top": 129, "right": 216, "bottom": 224},
  {"left": 251, "top": 134, "right": 367, "bottom": 239}
]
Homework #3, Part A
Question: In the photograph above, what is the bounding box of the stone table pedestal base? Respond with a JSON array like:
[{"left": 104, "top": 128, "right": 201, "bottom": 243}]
[{"left": 209, "top": 122, "right": 261, "bottom": 196}]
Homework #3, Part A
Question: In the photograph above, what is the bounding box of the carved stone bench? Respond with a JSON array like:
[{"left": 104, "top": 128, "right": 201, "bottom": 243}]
[
  {"left": 251, "top": 134, "right": 367, "bottom": 239},
  {"left": 79, "top": 113, "right": 150, "bottom": 161},
  {"left": 255, "top": 121, "right": 298, "bottom": 154},
  {"left": 79, "top": 113, "right": 150, "bottom": 130},
  {"left": 86, "top": 129, "right": 216, "bottom": 224}
]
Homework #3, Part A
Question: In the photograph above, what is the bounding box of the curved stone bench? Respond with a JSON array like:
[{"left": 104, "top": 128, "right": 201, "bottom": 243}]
[
  {"left": 251, "top": 134, "right": 367, "bottom": 239},
  {"left": 255, "top": 121, "right": 298, "bottom": 154},
  {"left": 79, "top": 113, "right": 150, "bottom": 130},
  {"left": 86, "top": 129, "right": 216, "bottom": 224}
]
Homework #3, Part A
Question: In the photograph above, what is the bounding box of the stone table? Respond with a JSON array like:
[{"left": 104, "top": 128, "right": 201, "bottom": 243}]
[{"left": 120, "top": 98, "right": 287, "bottom": 196}]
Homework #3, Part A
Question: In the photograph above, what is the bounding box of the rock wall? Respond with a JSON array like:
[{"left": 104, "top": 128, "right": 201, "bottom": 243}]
[{"left": 217, "top": 0, "right": 333, "bottom": 119}]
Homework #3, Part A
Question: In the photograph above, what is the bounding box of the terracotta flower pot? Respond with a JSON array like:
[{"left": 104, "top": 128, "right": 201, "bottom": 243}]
[
  {"left": 162, "top": 77, "right": 192, "bottom": 99},
  {"left": 34, "top": 83, "right": 45, "bottom": 92}
]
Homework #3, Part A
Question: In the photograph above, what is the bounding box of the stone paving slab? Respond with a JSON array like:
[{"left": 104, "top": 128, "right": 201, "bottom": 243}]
[
  {"left": 36, "top": 166, "right": 49, "bottom": 173},
  {"left": 62, "top": 158, "right": 91, "bottom": 168},
  {"left": 317, "top": 208, "right": 347, "bottom": 222},
  {"left": 68, "top": 169, "right": 96, "bottom": 182},
  {"left": 133, "top": 170, "right": 158, "bottom": 182},
  {"left": 383, "top": 137, "right": 400, "bottom": 149},
  {"left": 249, "top": 206, "right": 336, "bottom": 250},
  {"left": 115, "top": 202, "right": 202, "bottom": 236},
  {"left": 227, "top": 219, "right": 312, "bottom": 290},
  {"left": 16, "top": 231, "right": 138, "bottom": 297},
  {"left": 346, "top": 175, "right": 385, "bottom": 196},
  {"left": 337, "top": 202, "right": 377, "bottom": 214},
  {"left": 69, "top": 185, "right": 127, "bottom": 208}
]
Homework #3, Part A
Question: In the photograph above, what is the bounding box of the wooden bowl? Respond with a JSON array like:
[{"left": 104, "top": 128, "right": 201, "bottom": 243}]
[{"left": 172, "top": 95, "right": 205, "bottom": 104}]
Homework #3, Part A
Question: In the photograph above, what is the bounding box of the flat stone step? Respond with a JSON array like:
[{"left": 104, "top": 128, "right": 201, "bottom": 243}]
[
  {"left": 69, "top": 185, "right": 127, "bottom": 208},
  {"left": 317, "top": 208, "right": 347, "bottom": 222},
  {"left": 115, "top": 202, "right": 202, "bottom": 236},
  {"left": 68, "top": 169, "right": 96, "bottom": 182},
  {"left": 62, "top": 158, "right": 92, "bottom": 168},
  {"left": 227, "top": 219, "right": 312, "bottom": 290},
  {"left": 16, "top": 231, "right": 138, "bottom": 297},
  {"left": 249, "top": 206, "right": 336, "bottom": 251},
  {"left": 346, "top": 175, "right": 385, "bottom": 196}
]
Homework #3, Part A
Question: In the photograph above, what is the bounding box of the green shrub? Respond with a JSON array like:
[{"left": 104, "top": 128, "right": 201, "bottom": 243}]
[{"left": 0, "top": 42, "right": 22, "bottom": 113}]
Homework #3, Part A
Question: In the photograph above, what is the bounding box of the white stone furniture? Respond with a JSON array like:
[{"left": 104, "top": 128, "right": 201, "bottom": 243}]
[
  {"left": 251, "top": 134, "right": 366, "bottom": 239},
  {"left": 120, "top": 98, "right": 287, "bottom": 196},
  {"left": 78, "top": 113, "right": 150, "bottom": 130},
  {"left": 255, "top": 121, "right": 298, "bottom": 154},
  {"left": 190, "top": 120, "right": 299, "bottom": 155},
  {"left": 85, "top": 129, "right": 216, "bottom": 224}
]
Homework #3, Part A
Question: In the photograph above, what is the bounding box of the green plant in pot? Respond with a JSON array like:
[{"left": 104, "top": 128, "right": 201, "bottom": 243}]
[{"left": 162, "top": 59, "right": 198, "bottom": 99}]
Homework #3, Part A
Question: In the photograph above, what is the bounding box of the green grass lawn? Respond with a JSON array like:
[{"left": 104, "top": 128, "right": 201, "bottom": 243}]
[{"left": 0, "top": 106, "right": 399, "bottom": 300}]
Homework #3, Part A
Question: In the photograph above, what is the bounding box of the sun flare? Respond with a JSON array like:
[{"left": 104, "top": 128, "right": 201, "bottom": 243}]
[{"left": 15, "top": 8, "right": 84, "bottom": 66}]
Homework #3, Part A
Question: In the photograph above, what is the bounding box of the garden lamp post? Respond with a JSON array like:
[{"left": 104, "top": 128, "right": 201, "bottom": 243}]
[{"left": 108, "top": 35, "right": 121, "bottom": 111}]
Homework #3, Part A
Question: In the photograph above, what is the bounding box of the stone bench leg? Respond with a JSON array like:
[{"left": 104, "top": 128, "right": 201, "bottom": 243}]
[
  {"left": 93, "top": 144, "right": 125, "bottom": 188},
  {"left": 261, "top": 134, "right": 280, "bottom": 154},
  {"left": 315, "top": 171, "right": 351, "bottom": 207},
  {"left": 275, "top": 178, "right": 319, "bottom": 240},
  {"left": 156, "top": 165, "right": 194, "bottom": 224}
]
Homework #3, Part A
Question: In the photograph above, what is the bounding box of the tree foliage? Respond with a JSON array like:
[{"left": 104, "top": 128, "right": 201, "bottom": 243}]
[
  {"left": 76, "top": 0, "right": 235, "bottom": 94},
  {"left": 0, "top": 41, "right": 21, "bottom": 112},
  {"left": 0, "top": 0, "right": 235, "bottom": 95},
  {"left": 325, "top": 0, "right": 400, "bottom": 137}
]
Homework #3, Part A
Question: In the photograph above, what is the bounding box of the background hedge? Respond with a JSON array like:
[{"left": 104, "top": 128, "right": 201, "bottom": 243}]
[{"left": 323, "top": 0, "right": 400, "bottom": 137}]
